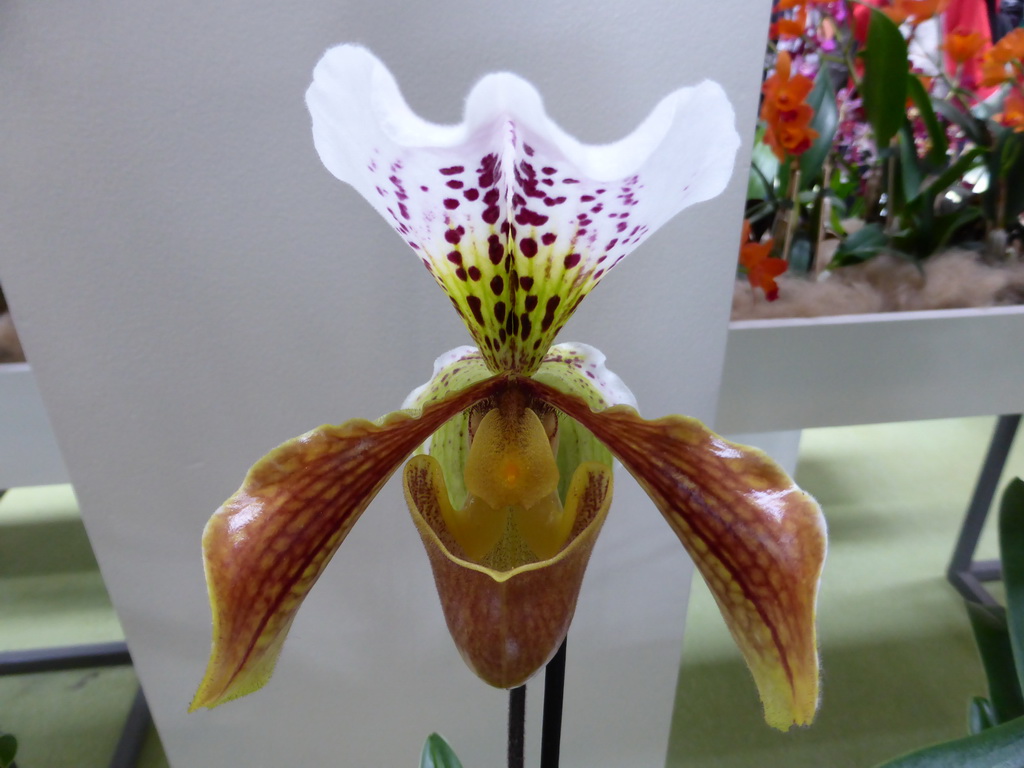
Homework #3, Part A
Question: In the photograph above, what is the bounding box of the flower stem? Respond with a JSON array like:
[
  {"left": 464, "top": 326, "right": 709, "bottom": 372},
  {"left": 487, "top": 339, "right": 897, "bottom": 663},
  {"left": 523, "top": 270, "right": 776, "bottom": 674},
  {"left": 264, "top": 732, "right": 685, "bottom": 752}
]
[
  {"left": 540, "top": 640, "right": 567, "bottom": 768},
  {"left": 508, "top": 685, "right": 526, "bottom": 768}
]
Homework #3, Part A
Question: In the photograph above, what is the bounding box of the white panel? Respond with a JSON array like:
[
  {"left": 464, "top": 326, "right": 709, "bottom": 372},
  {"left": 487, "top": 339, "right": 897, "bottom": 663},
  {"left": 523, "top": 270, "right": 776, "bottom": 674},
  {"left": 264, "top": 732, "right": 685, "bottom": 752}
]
[
  {"left": 0, "top": 2, "right": 766, "bottom": 766},
  {"left": 717, "top": 307, "right": 1024, "bottom": 434}
]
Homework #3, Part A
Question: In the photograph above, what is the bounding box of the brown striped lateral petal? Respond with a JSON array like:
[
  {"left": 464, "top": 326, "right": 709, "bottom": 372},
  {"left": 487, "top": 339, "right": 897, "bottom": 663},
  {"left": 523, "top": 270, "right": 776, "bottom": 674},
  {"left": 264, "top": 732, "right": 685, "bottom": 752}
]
[
  {"left": 524, "top": 378, "right": 826, "bottom": 730},
  {"left": 190, "top": 375, "right": 505, "bottom": 711},
  {"left": 404, "top": 453, "right": 613, "bottom": 689}
]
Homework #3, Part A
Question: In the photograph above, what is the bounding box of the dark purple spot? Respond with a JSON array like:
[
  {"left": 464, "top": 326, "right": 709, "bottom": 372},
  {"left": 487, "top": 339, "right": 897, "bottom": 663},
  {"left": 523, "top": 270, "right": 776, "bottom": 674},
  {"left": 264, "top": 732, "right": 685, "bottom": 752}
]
[
  {"left": 594, "top": 269, "right": 605, "bottom": 279},
  {"left": 464, "top": 188, "right": 480, "bottom": 201},
  {"left": 455, "top": 267, "right": 467, "bottom": 281},
  {"left": 468, "top": 266, "right": 481, "bottom": 281},
  {"left": 444, "top": 198, "right": 460, "bottom": 210},
  {"left": 466, "top": 295, "right": 485, "bottom": 325},
  {"left": 581, "top": 195, "right": 595, "bottom": 202},
  {"left": 564, "top": 253, "right": 581, "bottom": 269},
  {"left": 482, "top": 206, "right": 500, "bottom": 224},
  {"left": 541, "top": 296, "right": 561, "bottom": 332},
  {"left": 606, "top": 238, "right": 618, "bottom": 250},
  {"left": 524, "top": 143, "right": 535, "bottom": 156},
  {"left": 541, "top": 233, "right": 557, "bottom": 246},
  {"left": 445, "top": 228, "right": 463, "bottom": 244},
  {"left": 446, "top": 180, "right": 464, "bottom": 189},
  {"left": 520, "top": 238, "right": 538, "bottom": 258},
  {"left": 490, "top": 275, "right": 504, "bottom": 296},
  {"left": 542, "top": 166, "right": 556, "bottom": 175},
  {"left": 420, "top": 185, "right": 429, "bottom": 192},
  {"left": 520, "top": 276, "right": 534, "bottom": 291},
  {"left": 543, "top": 196, "right": 567, "bottom": 207},
  {"left": 494, "top": 302, "right": 506, "bottom": 323},
  {"left": 488, "top": 234, "right": 504, "bottom": 265},
  {"left": 524, "top": 295, "right": 538, "bottom": 312},
  {"left": 515, "top": 208, "right": 549, "bottom": 227},
  {"left": 520, "top": 313, "right": 532, "bottom": 341},
  {"left": 617, "top": 221, "right": 628, "bottom": 232},
  {"left": 563, "top": 178, "right": 579, "bottom": 184},
  {"left": 447, "top": 251, "right": 462, "bottom": 265},
  {"left": 440, "top": 166, "right": 464, "bottom": 176}
]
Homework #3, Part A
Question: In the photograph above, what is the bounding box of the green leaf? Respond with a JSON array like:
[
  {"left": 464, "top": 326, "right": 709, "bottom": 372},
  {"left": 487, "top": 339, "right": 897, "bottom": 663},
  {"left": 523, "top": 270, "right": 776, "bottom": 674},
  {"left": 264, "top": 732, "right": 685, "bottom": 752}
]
[
  {"left": 906, "top": 75, "right": 948, "bottom": 166},
  {"left": 992, "top": 133, "right": 1024, "bottom": 225},
  {"left": 749, "top": 134, "right": 781, "bottom": 200},
  {"left": 873, "top": 714, "right": 1024, "bottom": 767},
  {"left": 0, "top": 733, "right": 16, "bottom": 768},
  {"left": 420, "top": 733, "right": 465, "bottom": 768},
  {"left": 860, "top": 10, "right": 909, "bottom": 149},
  {"left": 933, "top": 99, "right": 986, "bottom": 145},
  {"left": 969, "top": 697, "right": 998, "bottom": 735},
  {"left": 830, "top": 223, "right": 887, "bottom": 267},
  {"left": 800, "top": 68, "right": 839, "bottom": 188},
  {"left": 1000, "top": 478, "right": 1024, "bottom": 696},
  {"left": 899, "top": 125, "right": 923, "bottom": 205},
  {"left": 922, "top": 147, "right": 985, "bottom": 202},
  {"left": 930, "top": 207, "right": 982, "bottom": 254},
  {"left": 966, "top": 601, "right": 1024, "bottom": 724}
]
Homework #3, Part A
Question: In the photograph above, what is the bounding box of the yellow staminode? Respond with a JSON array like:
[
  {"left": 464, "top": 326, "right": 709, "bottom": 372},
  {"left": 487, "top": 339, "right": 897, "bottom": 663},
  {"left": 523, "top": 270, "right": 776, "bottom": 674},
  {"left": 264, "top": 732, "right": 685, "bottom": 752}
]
[{"left": 442, "top": 405, "right": 576, "bottom": 564}]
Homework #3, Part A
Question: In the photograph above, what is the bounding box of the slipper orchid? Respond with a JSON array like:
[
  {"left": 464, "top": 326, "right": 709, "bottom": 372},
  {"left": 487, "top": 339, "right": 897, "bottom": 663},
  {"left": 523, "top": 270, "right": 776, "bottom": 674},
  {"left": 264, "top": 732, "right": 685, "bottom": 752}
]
[{"left": 191, "top": 44, "right": 827, "bottom": 731}]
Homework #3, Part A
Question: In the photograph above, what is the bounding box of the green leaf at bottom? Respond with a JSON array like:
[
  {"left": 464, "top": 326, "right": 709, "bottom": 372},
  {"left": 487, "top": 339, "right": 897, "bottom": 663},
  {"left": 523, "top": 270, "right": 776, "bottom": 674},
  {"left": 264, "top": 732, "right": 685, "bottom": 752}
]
[
  {"left": 874, "top": 714, "right": 1024, "bottom": 768},
  {"left": 420, "top": 733, "right": 465, "bottom": 768},
  {"left": 0, "top": 733, "right": 16, "bottom": 768}
]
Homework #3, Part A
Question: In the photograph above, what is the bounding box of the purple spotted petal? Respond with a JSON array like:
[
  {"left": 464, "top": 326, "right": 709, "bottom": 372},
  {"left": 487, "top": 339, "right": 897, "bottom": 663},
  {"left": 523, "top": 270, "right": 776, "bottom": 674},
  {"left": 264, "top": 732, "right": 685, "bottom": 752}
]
[{"left": 306, "top": 45, "right": 739, "bottom": 374}]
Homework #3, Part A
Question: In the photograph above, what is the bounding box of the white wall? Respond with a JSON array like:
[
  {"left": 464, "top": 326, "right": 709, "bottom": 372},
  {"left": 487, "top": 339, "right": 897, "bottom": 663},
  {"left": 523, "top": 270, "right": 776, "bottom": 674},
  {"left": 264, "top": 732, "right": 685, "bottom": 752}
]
[{"left": 0, "top": 2, "right": 768, "bottom": 766}]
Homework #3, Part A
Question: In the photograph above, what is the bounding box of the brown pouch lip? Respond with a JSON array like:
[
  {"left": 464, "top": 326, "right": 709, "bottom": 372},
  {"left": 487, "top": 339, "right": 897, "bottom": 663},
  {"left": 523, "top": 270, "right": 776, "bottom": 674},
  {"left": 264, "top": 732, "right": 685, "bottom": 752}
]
[{"left": 404, "top": 453, "right": 613, "bottom": 689}]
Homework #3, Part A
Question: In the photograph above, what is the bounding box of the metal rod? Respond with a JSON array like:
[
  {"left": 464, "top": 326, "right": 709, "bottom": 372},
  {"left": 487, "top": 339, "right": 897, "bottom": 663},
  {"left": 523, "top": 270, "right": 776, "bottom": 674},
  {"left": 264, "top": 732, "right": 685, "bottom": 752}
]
[
  {"left": 507, "top": 685, "right": 526, "bottom": 768},
  {"left": 947, "top": 414, "right": 1021, "bottom": 605},
  {"left": 540, "top": 639, "right": 567, "bottom": 768},
  {"left": 0, "top": 641, "right": 131, "bottom": 676},
  {"left": 109, "top": 686, "right": 151, "bottom": 768}
]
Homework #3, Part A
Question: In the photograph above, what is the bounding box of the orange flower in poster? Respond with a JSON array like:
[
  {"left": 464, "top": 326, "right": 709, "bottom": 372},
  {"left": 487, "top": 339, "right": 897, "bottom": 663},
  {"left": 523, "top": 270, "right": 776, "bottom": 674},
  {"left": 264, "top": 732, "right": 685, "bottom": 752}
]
[
  {"left": 890, "top": 0, "right": 950, "bottom": 23},
  {"left": 991, "top": 28, "right": 1024, "bottom": 64},
  {"left": 761, "top": 52, "right": 819, "bottom": 161},
  {"left": 771, "top": 6, "right": 808, "bottom": 39},
  {"left": 979, "top": 56, "right": 1011, "bottom": 87},
  {"left": 996, "top": 88, "right": 1024, "bottom": 133},
  {"left": 945, "top": 29, "right": 986, "bottom": 65},
  {"left": 739, "top": 220, "right": 788, "bottom": 301}
]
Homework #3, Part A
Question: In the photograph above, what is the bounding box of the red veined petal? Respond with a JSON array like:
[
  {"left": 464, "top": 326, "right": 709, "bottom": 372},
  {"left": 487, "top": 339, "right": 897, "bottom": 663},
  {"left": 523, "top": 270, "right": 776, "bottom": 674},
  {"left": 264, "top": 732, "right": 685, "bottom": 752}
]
[
  {"left": 522, "top": 377, "right": 826, "bottom": 730},
  {"left": 190, "top": 375, "right": 505, "bottom": 710}
]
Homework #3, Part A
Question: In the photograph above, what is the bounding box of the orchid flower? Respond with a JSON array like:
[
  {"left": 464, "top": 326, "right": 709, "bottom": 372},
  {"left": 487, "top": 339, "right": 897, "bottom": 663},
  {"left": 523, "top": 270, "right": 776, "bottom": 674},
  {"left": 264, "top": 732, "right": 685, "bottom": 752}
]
[{"left": 191, "top": 44, "right": 827, "bottom": 731}]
